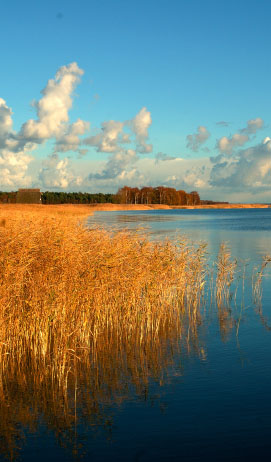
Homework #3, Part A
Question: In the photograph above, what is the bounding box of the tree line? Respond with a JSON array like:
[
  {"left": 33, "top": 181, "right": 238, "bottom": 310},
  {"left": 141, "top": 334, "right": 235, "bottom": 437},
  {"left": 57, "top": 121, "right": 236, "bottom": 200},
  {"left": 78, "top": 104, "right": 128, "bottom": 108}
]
[
  {"left": 116, "top": 186, "right": 200, "bottom": 205},
  {"left": 0, "top": 191, "right": 117, "bottom": 204},
  {"left": 41, "top": 191, "right": 116, "bottom": 204},
  {"left": 0, "top": 192, "right": 17, "bottom": 203},
  {"left": 0, "top": 186, "right": 200, "bottom": 205}
]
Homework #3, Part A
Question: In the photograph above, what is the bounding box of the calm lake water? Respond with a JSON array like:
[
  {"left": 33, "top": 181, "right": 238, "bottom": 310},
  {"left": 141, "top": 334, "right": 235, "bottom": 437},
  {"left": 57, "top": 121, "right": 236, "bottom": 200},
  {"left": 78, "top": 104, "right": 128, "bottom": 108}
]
[{"left": 3, "top": 209, "right": 271, "bottom": 461}]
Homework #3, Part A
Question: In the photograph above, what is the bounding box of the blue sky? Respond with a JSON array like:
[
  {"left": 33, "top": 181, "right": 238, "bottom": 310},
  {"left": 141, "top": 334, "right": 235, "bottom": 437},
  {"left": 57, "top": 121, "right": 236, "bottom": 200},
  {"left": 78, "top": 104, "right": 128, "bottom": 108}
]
[{"left": 1, "top": 0, "right": 271, "bottom": 201}]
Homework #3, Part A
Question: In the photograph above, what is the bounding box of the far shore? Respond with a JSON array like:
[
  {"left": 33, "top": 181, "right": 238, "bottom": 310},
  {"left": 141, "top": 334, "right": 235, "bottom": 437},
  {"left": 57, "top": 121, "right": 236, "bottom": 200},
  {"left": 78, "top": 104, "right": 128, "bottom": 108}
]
[{"left": 87, "top": 203, "right": 271, "bottom": 211}]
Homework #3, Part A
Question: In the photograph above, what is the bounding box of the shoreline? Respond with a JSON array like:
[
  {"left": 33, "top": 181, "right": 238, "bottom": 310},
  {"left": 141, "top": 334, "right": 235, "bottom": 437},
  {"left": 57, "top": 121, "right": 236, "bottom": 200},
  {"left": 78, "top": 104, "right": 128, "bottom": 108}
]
[
  {"left": 0, "top": 202, "right": 270, "bottom": 216},
  {"left": 78, "top": 202, "right": 271, "bottom": 211}
]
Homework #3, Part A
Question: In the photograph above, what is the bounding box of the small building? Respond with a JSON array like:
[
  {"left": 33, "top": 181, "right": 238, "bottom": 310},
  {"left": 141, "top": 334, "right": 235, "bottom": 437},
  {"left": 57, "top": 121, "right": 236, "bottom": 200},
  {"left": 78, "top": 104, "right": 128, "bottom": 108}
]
[{"left": 16, "top": 189, "right": 42, "bottom": 204}]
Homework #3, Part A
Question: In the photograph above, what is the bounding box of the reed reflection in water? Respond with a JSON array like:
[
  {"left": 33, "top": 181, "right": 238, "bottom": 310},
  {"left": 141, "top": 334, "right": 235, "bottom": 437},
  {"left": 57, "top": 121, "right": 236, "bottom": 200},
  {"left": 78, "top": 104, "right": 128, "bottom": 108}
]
[{"left": 0, "top": 314, "right": 205, "bottom": 461}]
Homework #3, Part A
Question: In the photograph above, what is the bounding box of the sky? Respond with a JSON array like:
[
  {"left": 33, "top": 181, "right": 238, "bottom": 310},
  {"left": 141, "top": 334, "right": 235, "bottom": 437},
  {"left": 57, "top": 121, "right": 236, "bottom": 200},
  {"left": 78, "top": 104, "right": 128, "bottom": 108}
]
[{"left": 1, "top": 0, "right": 271, "bottom": 202}]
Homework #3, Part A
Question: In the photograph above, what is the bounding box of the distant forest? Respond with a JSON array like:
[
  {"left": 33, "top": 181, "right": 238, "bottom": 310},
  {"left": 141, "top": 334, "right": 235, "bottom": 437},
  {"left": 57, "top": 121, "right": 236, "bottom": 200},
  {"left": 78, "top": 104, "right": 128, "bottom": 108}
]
[
  {"left": 0, "top": 186, "right": 200, "bottom": 206},
  {"left": 0, "top": 191, "right": 116, "bottom": 204},
  {"left": 115, "top": 186, "right": 200, "bottom": 205}
]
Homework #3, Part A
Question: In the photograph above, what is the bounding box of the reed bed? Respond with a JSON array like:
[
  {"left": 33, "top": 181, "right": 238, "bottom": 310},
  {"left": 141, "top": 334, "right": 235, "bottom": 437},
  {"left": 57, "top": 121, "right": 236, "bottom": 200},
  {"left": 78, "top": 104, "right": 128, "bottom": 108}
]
[
  {"left": 0, "top": 206, "right": 207, "bottom": 382},
  {"left": 0, "top": 205, "right": 210, "bottom": 458},
  {"left": 0, "top": 205, "right": 269, "bottom": 459}
]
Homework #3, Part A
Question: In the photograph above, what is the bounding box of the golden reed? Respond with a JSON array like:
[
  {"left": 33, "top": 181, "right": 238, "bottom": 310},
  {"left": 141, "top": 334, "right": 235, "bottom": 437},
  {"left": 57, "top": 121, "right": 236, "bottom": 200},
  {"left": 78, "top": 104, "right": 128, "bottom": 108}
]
[
  {"left": 0, "top": 204, "right": 210, "bottom": 458},
  {"left": 0, "top": 205, "right": 207, "bottom": 379}
]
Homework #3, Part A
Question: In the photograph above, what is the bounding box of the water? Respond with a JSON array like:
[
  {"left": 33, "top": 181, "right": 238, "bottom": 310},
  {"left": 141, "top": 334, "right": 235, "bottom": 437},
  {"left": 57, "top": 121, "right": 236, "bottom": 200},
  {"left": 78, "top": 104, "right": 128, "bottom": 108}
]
[
  {"left": 88, "top": 208, "right": 271, "bottom": 261},
  {"left": 3, "top": 209, "right": 271, "bottom": 461}
]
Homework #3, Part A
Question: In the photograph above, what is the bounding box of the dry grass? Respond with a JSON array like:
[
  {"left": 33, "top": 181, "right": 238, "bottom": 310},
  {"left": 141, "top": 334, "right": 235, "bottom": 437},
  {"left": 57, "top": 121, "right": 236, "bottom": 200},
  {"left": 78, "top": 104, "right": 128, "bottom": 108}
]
[{"left": 0, "top": 203, "right": 96, "bottom": 218}]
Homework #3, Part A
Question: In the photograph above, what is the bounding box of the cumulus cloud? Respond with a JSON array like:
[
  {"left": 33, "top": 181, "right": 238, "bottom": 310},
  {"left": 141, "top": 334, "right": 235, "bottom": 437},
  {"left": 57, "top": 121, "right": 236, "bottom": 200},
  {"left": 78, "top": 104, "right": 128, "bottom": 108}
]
[
  {"left": 55, "top": 119, "right": 90, "bottom": 153},
  {"left": 1, "top": 62, "right": 270, "bottom": 199},
  {"left": 85, "top": 120, "right": 124, "bottom": 153},
  {"left": 88, "top": 149, "right": 138, "bottom": 180},
  {"left": 240, "top": 117, "right": 264, "bottom": 135},
  {"left": 21, "top": 62, "right": 84, "bottom": 142},
  {"left": 0, "top": 63, "right": 89, "bottom": 189},
  {"left": 182, "top": 168, "right": 208, "bottom": 189},
  {"left": 210, "top": 137, "right": 271, "bottom": 190},
  {"left": 85, "top": 150, "right": 144, "bottom": 192},
  {"left": 0, "top": 98, "right": 13, "bottom": 137},
  {"left": 39, "top": 154, "right": 82, "bottom": 189},
  {"left": 186, "top": 126, "right": 210, "bottom": 152},
  {"left": 86, "top": 107, "right": 152, "bottom": 156},
  {"left": 1, "top": 65, "right": 154, "bottom": 189},
  {"left": 84, "top": 156, "right": 212, "bottom": 194},
  {"left": 216, "top": 133, "right": 249, "bottom": 154},
  {"left": 128, "top": 107, "right": 153, "bottom": 153},
  {"left": 0, "top": 99, "right": 34, "bottom": 188},
  {"left": 216, "top": 118, "right": 264, "bottom": 155},
  {"left": 0, "top": 148, "right": 33, "bottom": 188},
  {"left": 131, "top": 156, "right": 212, "bottom": 193},
  {"left": 84, "top": 107, "right": 153, "bottom": 182},
  {"left": 1, "top": 65, "right": 153, "bottom": 190}
]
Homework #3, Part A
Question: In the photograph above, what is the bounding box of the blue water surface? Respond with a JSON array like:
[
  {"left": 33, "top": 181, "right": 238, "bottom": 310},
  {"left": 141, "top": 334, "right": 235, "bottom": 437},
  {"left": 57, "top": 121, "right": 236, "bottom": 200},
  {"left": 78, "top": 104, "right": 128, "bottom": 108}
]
[{"left": 88, "top": 208, "right": 271, "bottom": 261}]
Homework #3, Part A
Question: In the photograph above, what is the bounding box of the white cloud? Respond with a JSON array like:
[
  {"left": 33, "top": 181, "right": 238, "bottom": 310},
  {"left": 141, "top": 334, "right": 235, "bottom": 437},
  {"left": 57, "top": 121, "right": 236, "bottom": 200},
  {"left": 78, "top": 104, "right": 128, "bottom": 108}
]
[
  {"left": 85, "top": 107, "right": 153, "bottom": 183},
  {"left": 0, "top": 147, "right": 33, "bottom": 188},
  {"left": 216, "top": 118, "right": 264, "bottom": 155},
  {"left": 76, "top": 155, "right": 213, "bottom": 194},
  {"left": 128, "top": 107, "right": 153, "bottom": 153},
  {"left": 216, "top": 133, "right": 249, "bottom": 154},
  {"left": 210, "top": 137, "right": 271, "bottom": 190},
  {"left": 39, "top": 154, "right": 82, "bottom": 189},
  {"left": 0, "top": 63, "right": 88, "bottom": 189},
  {"left": 1, "top": 63, "right": 270, "bottom": 201},
  {"left": 85, "top": 107, "right": 152, "bottom": 156},
  {"left": 0, "top": 98, "right": 13, "bottom": 137},
  {"left": 241, "top": 117, "right": 264, "bottom": 135},
  {"left": 186, "top": 126, "right": 210, "bottom": 152},
  {"left": 183, "top": 171, "right": 207, "bottom": 189},
  {"left": 21, "top": 62, "right": 84, "bottom": 142},
  {"left": 132, "top": 157, "right": 212, "bottom": 192},
  {"left": 0, "top": 99, "right": 34, "bottom": 188},
  {"left": 55, "top": 119, "right": 90, "bottom": 153},
  {"left": 85, "top": 120, "right": 124, "bottom": 152},
  {"left": 88, "top": 148, "right": 138, "bottom": 180}
]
